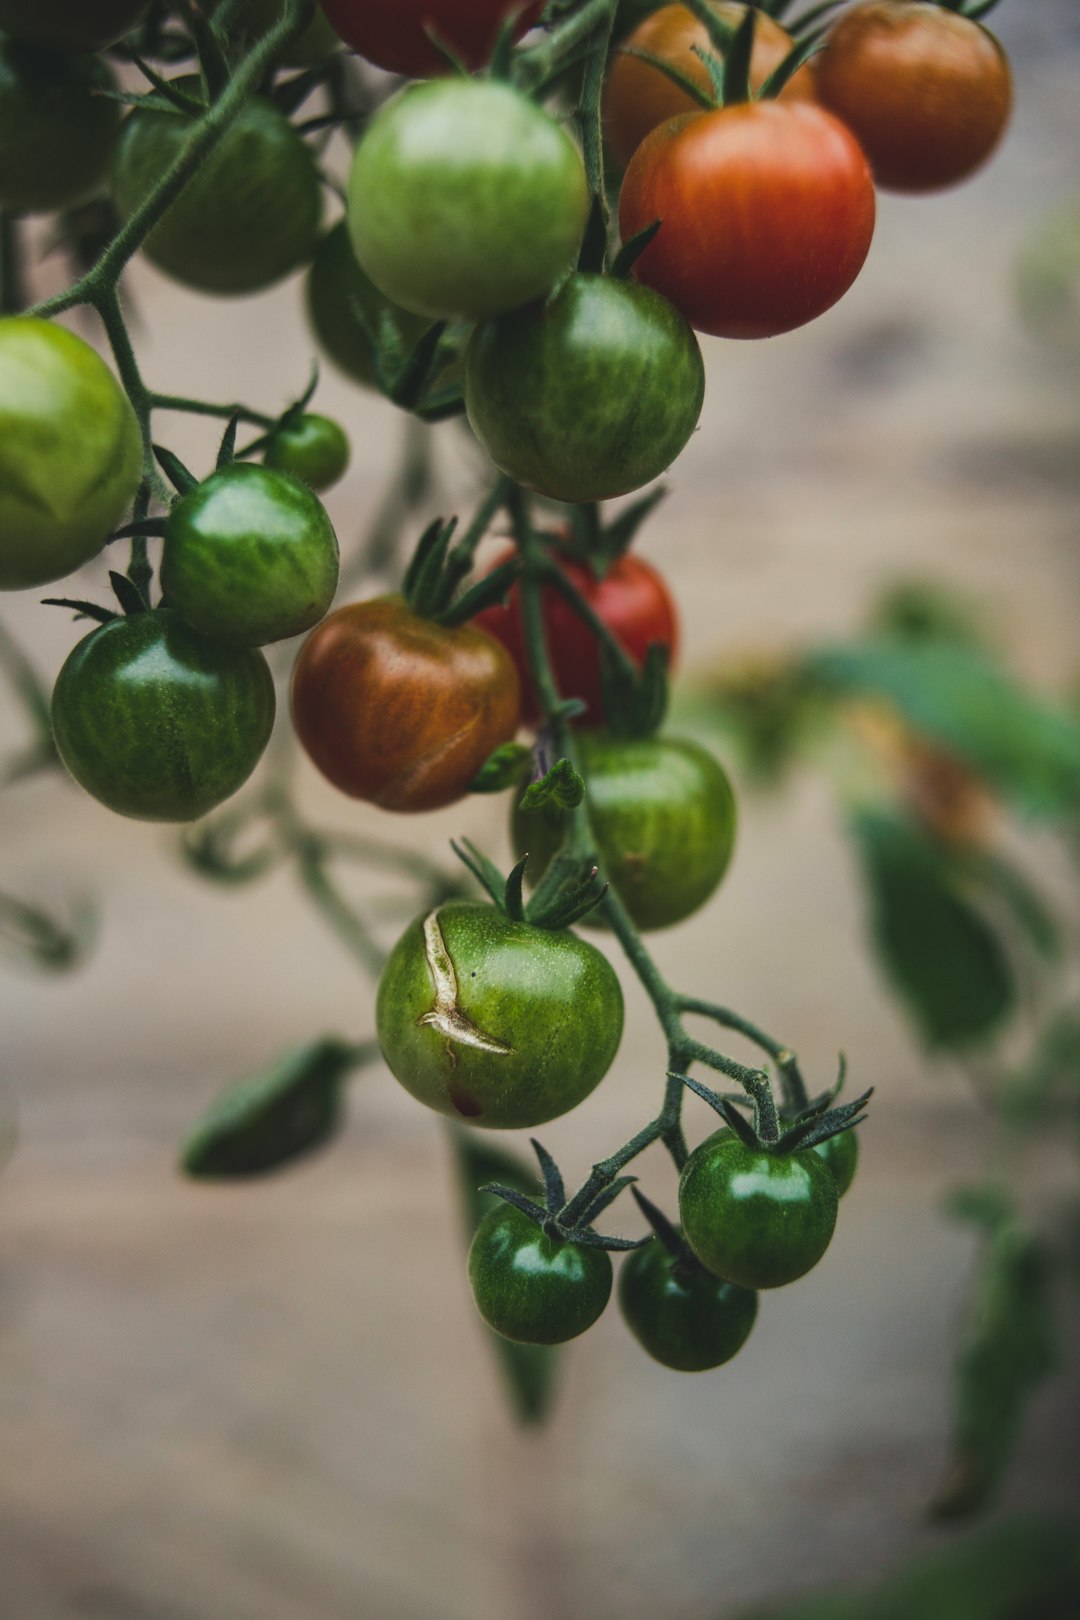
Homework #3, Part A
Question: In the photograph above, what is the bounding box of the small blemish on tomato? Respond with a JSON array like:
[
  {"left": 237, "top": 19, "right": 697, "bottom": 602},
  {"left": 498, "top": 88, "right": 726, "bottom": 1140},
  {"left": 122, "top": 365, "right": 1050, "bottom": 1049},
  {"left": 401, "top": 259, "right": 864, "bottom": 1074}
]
[{"left": 449, "top": 1087, "right": 483, "bottom": 1119}]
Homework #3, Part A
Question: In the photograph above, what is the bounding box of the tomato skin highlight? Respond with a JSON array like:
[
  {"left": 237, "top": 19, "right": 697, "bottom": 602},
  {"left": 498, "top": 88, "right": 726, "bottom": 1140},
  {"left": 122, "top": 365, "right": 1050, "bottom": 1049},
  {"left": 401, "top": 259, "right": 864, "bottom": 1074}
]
[
  {"left": 0, "top": 39, "right": 120, "bottom": 215},
  {"left": 812, "top": 1127, "right": 859, "bottom": 1197},
  {"left": 320, "top": 0, "right": 542, "bottom": 78},
  {"left": 466, "top": 273, "right": 704, "bottom": 502},
  {"left": 619, "top": 101, "right": 875, "bottom": 340},
  {"left": 291, "top": 596, "right": 521, "bottom": 812},
  {"left": 815, "top": 1, "right": 1012, "bottom": 194},
  {"left": 0, "top": 0, "right": 149, "bottom": 52},
  {"left": 51, "top": 611, "right": 276, "bottom": 823},
  {"left": 376, "top": 901, "right": 625, "bottom": 1130},
  {"left": 0, "top": 317, "right": 142, "bottom": 592},
  {"left": 264, "top": 414, "right": 350, "bottom": 493},
  {"left": 469, "top": 1203, "right": 613, "bottom": 1345},
  {"left": 618, "top": 1237, "right": 758, "bottom": 1370}
]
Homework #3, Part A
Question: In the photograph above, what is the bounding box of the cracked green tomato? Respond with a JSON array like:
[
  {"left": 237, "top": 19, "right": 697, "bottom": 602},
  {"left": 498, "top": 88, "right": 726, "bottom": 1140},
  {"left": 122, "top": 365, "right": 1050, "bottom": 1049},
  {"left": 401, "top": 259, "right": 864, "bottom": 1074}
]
[{"left": 376, "top": 902, "right": 624, "bottom": 1129}]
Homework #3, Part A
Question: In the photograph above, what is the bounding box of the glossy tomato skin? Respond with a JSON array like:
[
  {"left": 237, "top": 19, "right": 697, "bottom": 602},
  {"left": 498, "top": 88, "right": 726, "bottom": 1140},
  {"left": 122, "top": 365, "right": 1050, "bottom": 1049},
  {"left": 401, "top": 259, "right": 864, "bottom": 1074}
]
[
  {"left": 291, "top": 596, "right": 521, "bottom": 811},
  {"left": 469, "top": 1204, "right": 612, "bottom": 1345},
  {"left": 618, "top": 1237, "right": 758, "bottom": 1370},
  {"left": 812, "top": 1127, "right": 859, "bottom": 1197},
  {"left": 376, "top": 900, "right": 625, "bottom": 1129},
  {"left": 0, "top": 318, "right": 142, "bottom": 591},
  {"left": 112, "top": 81, "right": 321, "bottom": 295},
  {"left": 815, "top": 1, "right": 1012, "bottom": 193},
  {"left": 0, "top": 40, "right": 120, "bottom": 214},
  {"left": 466, "top": 273, "right": 704, "bottom": 502},
  {"left": 475, "top": 549, "right": 678, "bottom": 728},
  {"left": 0, "top": 0, "right": 149, "bottom": 52},
  {"left": 304, "top": 222, "right": 432, "bottom": 390},
  {"left": 163, "top": 464, "right": 339, "bottom": 648},
  {"left": 51, "top": 611, "right": 276, "bottom": 823},
  {"left": 605, "top": 1, "right": 815, "bottom": 169},
  {"left": 321, "top": 0, "right": 542, "bottom": 78},
  {"left": 264, "top": 414, "right": 350, "bottom": 492},
  {"left": 347, "top": 80, "right": 588, "bottom": 320},
  {"left": 514, "top": 734, "right": 737, "bottom": 932},
  {"left": 679, "top": 1130, "right": 838, "bottom": 1289},
  {"left": 619, "top": 102, "right": 875, "bottom": 340}
]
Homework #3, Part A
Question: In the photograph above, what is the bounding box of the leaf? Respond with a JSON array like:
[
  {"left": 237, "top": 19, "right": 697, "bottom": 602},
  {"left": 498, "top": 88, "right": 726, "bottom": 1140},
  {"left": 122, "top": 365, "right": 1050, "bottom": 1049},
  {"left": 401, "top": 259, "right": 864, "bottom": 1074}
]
[
  {"left": 519, "top": 756, "right": 585, "bottom": 815},
  {"left": 961, "top": 848, "right": 1061, "bottom": 964},
  {"left": 469, "top": 742, "right": 532, "bottom": 795}
]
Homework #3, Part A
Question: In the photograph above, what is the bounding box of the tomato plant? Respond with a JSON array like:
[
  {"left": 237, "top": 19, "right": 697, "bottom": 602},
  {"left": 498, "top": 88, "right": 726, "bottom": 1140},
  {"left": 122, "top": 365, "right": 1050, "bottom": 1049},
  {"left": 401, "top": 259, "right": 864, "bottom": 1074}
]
[
  {"left": 264, "top": 414, "right": 351, "bottom": 492},
  {"left": 0, "top": 38, "right": 120, "bottom": 215},
  {"left": 618, "top": 1235, "right": 758, "bottom": 1371},
  {"left": 214, "top": 0, "right": 342, "bottom": 65},
  {"left": 0, "top": 0, "right": 148, "bottom": 52},
  {"left": 320, "top": 0, "right": 543, "bottom": 77},
  {"left": 304, "top": 223, "right": 432, "bottom": 391},
  {"left": 469, "top": 1203, "right": 613, "bottom": 1344}
]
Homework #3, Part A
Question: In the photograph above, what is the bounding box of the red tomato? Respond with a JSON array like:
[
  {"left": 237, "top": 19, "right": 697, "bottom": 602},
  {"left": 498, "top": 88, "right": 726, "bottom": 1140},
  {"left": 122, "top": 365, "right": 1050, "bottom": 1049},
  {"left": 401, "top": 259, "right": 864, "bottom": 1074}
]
[
  {"left": 815, "top": 1, "right": 1012, "bottom": 194},
  {"left": 475, "top": 549, "right": 678, "bottom": 727},
  {"left": 319, "top": 0, "right": 543, "bottom": 76},
  {"left": 618, "top": 101, "right": 875, "bottom": 340}
]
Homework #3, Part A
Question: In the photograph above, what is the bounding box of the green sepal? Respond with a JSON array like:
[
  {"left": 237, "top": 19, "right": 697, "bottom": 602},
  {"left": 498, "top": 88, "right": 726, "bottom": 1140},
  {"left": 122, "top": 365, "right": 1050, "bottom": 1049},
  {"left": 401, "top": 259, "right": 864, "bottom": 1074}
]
[
  {"left": 154, "top": 443, "right": 199, "bottom": 496},
  {"left": 436, "top": 557, "right": 521, "bottom": 627},
  {"left": 124, "top": 51, "right": 205, "bottom": 113},
  {"left": 469, "top": 742, "right": 533, "bottom": 795},
  {"left": 619, "top": 46, "right": 715, "bottom": 110},
  {"left": 519, "top": 756, "right": 586, "bottom": 815},
  {"left": 40, "top": 598, "right": 117, "bottom": 625},
  {"left": 577, "top": 192, "right": 610, "bottom": 275},
  {"left": 524, "top": 860, "right": 608, "bottom": 931},
  {"left": 758, "top": 26, "right": 827, "bottom": 100},
  {"left": 611, "top": 219, "right": 662, "bottom": 280},
  {"left": 402, "top": 515, "right": 458, "bottom": 618},
  {"left": 600, "top": 640, "right": 670, "bottom": 739},
  {"left": 718, "top": 0, "right": 755, "bottom": 105},
  {"left": 451, "top": 837, "right": 514, "bottom": 910},
  {"left": 630, "top": 1185, "right": 703, "bottom": 1276},
  {"left": 530, "top": 1136, "right": 566, "bottom": 1212},
  {"left": 109, "top": 571, "right": 149, "bottom": 616},
  {"left": 216, "top": 412, "right": 241, "bottom": 469},
  {"left": 673, "top": 1070, "right": 763, "bottom": 1146},
  {"left": 773, "top": 1090, "right": 872, "bottom": 1156},
  {"left": 579, "top": 1174, "right": 638, "bottom": 1228}
]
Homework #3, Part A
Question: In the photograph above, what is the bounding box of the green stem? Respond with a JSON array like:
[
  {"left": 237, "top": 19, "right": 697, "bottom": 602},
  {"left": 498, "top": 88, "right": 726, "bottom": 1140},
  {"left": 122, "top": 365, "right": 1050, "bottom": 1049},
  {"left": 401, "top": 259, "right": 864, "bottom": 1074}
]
[
  {"left": 150, "top": 392, "right": 277, "bottom": 431},
  {"left": 678, "top": 996, "right": 810, "bottom": 1111},
  {"left": 540, "top": 554, "right": 642, "bottom": 687},
  {"left": 576, "top": 0, "right": 617, "bottom": 215},
  {"left": 515, "top": 0, "right": 618, "bottom": 91}
]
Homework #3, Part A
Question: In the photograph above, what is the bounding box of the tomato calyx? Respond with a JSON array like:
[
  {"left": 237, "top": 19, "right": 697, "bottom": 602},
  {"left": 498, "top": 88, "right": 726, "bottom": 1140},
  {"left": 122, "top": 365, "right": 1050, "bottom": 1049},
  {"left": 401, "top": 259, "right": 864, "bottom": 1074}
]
[
  {"left": 675, "top": 1066, "right": 873, "bottom": 1155},
  {"left": 42, "top": 567, "right": 150, "bottom": 624},
  {"left": 480, "top": 1137, "right": 651, "bottom": 1253},
  {"left": 625, "top": 2, "right": 825, "bottom": 113},
  {"left": 631, "top": 1185, "right": 713, "bottom": 1286},
  {"left": 402, "top": 508, "right": 521, "bottom": 626},
  {"left": 451, "top": 830, "right": 607, "bottom": 932}
]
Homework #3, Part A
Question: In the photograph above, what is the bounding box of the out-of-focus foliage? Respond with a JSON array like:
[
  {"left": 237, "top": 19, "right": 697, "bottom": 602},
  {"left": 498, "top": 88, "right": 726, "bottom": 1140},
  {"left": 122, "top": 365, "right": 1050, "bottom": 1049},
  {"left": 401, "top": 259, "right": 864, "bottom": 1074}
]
[
  {"left": 1016, "top": 197, "right": 1080, "bottom": 352},
  {"left": 0, "top": 889, "right": 96, "bottom": 975}
]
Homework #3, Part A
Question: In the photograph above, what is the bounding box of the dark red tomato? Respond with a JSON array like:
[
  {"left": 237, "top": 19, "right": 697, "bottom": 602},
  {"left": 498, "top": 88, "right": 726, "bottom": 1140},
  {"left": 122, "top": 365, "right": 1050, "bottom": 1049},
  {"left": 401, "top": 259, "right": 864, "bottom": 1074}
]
[
  {"left": 319, "top": 0, "right": 542, "bottom": 77},
  {"left": 815, "top": 1, "right": 1012, "bottom": 193},
  {"left": 475, "top": 549, "right": 678, "bottom": 727},
  {"left": 291, "top": 595, "right": 521, "bottom": 811},
  {"left": 618, "top": 101, "right": 875, "bottom": 339}
]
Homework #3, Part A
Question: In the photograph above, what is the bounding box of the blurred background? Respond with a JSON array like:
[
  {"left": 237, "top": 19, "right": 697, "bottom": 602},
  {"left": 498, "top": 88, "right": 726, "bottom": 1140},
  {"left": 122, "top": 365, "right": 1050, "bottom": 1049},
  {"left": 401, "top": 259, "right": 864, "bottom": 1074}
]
[{"left": 1, "top": 3, "right": 1079, "bottom": 1617}]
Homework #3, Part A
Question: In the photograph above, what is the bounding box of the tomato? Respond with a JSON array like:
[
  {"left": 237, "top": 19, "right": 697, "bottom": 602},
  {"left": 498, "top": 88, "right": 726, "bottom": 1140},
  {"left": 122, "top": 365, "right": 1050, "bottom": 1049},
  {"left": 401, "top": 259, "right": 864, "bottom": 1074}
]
[
  {"left": 619, "top": 101, "right": 875, "bottom": 339},
  {"left": 815, "top": 1, "right": 1012, "bottom": 194},
  {"left": 514, "top": 734, "right": 737, "bottom": 931},
  {"left": 304, "top": 223, "right": 432, "bottom": 390},
  {"left": 347, "top": 80, "right": 588, "bottom": 319},
  {"left": 51, "top": 611, "right": 276, "bottom": 823},
  {"left": 0, "top": 318, "right": 142, "bottom": 592},
  {"left": 0, "top": 0, "right": 148, "bottom": 52},
  {"left": 0, "top": 39, "right": 120, "bottom": 215},
  {"left": 465, "top": 273, "right": 704, "bottom": 501},
  {"left": 618, "top": 1236, "right": 758, "bottom": 1370},
  {"left": 376, "top": 900, "right": 625, "bottom": 1128},
  {"left": 475, "top": 549, "right": 678, "bottom": 728},
  {"left": 605, "top": 1, "right": 816, "bottom": 169},
  {"left": 679, "top": 1130, "right": 838, "bottom": 1289},
  {"left": 320, "top": 0, "right": 542, "bottom": 78},
  {"left": 812, "top": 1126, "right": 859, "bottom": 1197},
  {"left": 264, "top": 414, "right": 350, "bottom": 492},
  {"left": 291, "top": 596, "right": 521, "bottom": 811},
  {"left": 211, "top": 0, "right": 341, "bottom": 66},
  {"left": 112, "top": 81, "right": 322, "bottom": 296},
  {"left": 162, "top": 464, "right": 339, "bottom": 648},
  {"left": 468, "top": 1203, "right": 612, "bottom": 1345}
]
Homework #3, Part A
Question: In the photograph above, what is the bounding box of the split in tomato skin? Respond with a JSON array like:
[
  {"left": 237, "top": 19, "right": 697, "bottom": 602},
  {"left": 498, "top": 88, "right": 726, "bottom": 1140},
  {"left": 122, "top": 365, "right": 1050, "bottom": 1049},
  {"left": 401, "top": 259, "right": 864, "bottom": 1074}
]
[
  {"left": 51, "top": 610, "right": 276, "bottom": 823},
  {"left": 0, "top": 39, "right": 120, "bottom": 215},
  {"left": 679, "top": 1130, "right": 839, "bottom": 1289},
  {"left": 465, "top": 273, "right": 705, "bottom": 502},
  {"left": 812, "top": 1126, "right": 859, "bottom": 1197},
  {"left": 264, "top": 414, "right": 351, "bottom": 493},
  {"left": 304, "top": 222, "right": 433, "bottom": 391},
  {"left": 375, "top": 900, "right": 625, "bottom": 1129},
  {"left": 320, "top": 0, "right": 543, "bottom": 79},
  {"left": 291, "top": 596, "right": 521, "bottom": 812},
  {"left": 0, "top": 0, "right": 149, "bottom": 54},
  {"left": 815, "top": 1, "right": 1012, "bottom": 194},
  {"left": 618, "top": 1235, "right": 758, "bottom": 1370},
  {"left": 468, "top": 1203, "right": 613, "bottom": 1345},
  {"left": 619, "top": 101, "right": 876, "bottom": 340}
]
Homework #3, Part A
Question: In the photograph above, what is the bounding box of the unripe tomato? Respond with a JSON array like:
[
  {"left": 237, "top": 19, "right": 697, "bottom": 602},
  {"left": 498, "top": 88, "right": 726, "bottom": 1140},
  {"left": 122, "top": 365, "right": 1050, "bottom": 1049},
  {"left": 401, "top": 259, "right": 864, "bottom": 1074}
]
[
  {"left": 618, "top": 1237, "right": 758, "bottom": 1370},
  {"left": 0, "top": 0, "right": 149, "bottom": 52},
  {"left": 466, "top": 274, "right": 704, "bottom": 501},
  {"left": 605, "top": 1, "right": 816, "bottom": 169},
  {"left": 376, "top": 900, "right": 625, "bottom": 1128},
  {"left": 815, "top": 1, "right": 1012, "bottom": 193},
  {"left": 468, "top": 1203, "right": 613, "bottom": 1345},
  {"left": 51, "top": 611, "right": 276, "bottom": 823},
  {"left": 320, "top": 0, "right": 542, "bottom": 78},
  {"left": 291, "top": 597, "right": 521, "bottom": 811},
  {"left": 679, "top": 1130, "right": 838, "bottom": 1289},
  {"left": 347, "top": 80, "right": 588, "bottom": 320},
  {"left": 211, "top": 0, "right": 341, "bottom": 66},
  {"left": 162, "top": 464, "right": 340, "bottom": 648},
  {"left": 0, "top": 39, "right": 120, "bottom": 215},
  {"left": 304, "top": 223, "right": 431, "bottom": 390},
  {"left": 112, "top": 81, "right": 322, "bottom": 296},
  {"left": 264, "top": 414, "right": 350, "bottom": 492},
  {"left": 0, "top": 318, "right": 142, "bottom": 591},
  {"left": 619, "top": 101, "right": 875, "bottom": 339},
  {"left": 812, "top": 1127, "right": 859, "bottom": 1197},
  {"left": 475, "top": 549, "right": 678, "bottom": 728},
  {"left": 515, "top": 734, "right": 737, "bottom": 932}
]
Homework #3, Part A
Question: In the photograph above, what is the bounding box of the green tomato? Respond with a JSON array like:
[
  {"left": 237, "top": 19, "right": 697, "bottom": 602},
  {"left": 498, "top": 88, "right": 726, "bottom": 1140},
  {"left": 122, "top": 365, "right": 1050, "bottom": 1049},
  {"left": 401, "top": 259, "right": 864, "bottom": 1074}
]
[
  {"left": 264, "top": 413, "right": 350, "bottom": 492},
  {"left": 51, "top": 610, "right": 276, "bottom": 822},
  {"left": 347, "top": 79, "right": 589, "bottom": 320},
  {"left": 0, "top": 38, "right": 120, "bottom": 214},
  {"left": 468, "top": 1202, "right": 612, "bottom": 1345},
  {"left": 112, "top": 80, "right": 322, "bottom": 295},
  {"left": 0, "top": 0, "right": 149, "bottom": 52},
  {"left": 618, "top": 1237, "right": 758, "bottom": 1371},
  {"left": 162, "top": 463, "right": 339, "bottom": 648},
  {"left": 466, "top": 273, "right": 705, "bottom": 502},
  {"left": 210, "top": 0, "right": 340, "bottom": 66},
  {"left": 376, "top": 901, "right": 624, "bottom": 1130},
  {"left": 679, "top": 1130, "right": 839, "bottom": 1290},
  {"left": 0, "top": 317, "right": 142, "bottom": 591},
  {"left": 304, "top": 222, "right": 432, "bottom": 390},
  {"left": 514, "top": 734, "right": 737, "bottom": 932},
  {"left": 812, "top": 1126, "right": 859, "bottom": 1197}
]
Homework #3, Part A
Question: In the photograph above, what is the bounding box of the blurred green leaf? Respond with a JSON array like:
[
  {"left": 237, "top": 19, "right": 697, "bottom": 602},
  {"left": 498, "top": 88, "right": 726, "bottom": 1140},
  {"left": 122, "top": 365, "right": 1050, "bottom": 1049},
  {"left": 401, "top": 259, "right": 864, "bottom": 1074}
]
[
  {"left": 999, "top": 1004, "right": 1080, "bottom": 1131},
  {"left": 959, "top": 849, "right": 1061, "bottom": 965},
  {"left": 470, "top": 742, "right": 533, "bottom": 795},
  {"left": 0, "top": 891, "right": 96, "bottom": 975},
  {"left": 869, "top": 580, "right": 995, "bottom": 655}
]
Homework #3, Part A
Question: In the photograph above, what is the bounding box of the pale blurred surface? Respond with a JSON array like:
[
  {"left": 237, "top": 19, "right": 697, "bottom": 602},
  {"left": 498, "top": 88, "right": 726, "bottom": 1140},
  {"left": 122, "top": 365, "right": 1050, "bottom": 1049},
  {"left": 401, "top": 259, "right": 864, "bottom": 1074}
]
[{"left": 2, "top": 7, "right": 1080, "bottom": 1617}]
